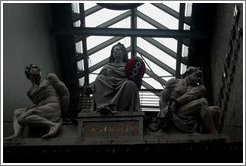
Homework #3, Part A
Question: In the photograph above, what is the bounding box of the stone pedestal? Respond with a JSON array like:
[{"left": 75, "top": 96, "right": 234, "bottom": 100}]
[{"left": 78, "top": 111, "right": 144, "bottom": 139}]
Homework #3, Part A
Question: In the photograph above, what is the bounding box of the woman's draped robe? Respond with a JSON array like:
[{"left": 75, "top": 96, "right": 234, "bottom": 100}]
[{"left": 94, "top": 63, "right": 140, "bottom": 113}]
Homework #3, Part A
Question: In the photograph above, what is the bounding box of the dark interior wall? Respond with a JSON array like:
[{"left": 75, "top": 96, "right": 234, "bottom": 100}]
[
  {"left": 50, "top": 4, "right": 79, "bottom": 87},
  {"left": 186, "top": 3, "right": 243, "bottom": 142},
  {"left": 188, "top": 4, "right": 217, "bottom": 104},
  {"left": 209, "top": 3, "right": 243, "bottom": 142},
  {"left": 3, "top": 3, "right": 58, "bottom": 137}
]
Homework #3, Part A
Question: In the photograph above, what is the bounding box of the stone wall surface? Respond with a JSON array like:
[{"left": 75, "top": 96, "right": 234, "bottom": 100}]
[{"left": 209, "top": 3, "right": 243, "bottom": 142}]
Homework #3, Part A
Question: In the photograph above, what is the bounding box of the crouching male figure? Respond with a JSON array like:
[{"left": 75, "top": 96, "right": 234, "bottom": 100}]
[
  {"left": 157, "top": 67, "right": 220, "bottom": 134},
  {"left": 5, "top": 64, "right": 70, "bottom": 139}
]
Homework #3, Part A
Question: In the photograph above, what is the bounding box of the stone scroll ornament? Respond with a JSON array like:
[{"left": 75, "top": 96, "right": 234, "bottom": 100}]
[{"left": 125, "top": 56, "right": 146, "bottom": 89}]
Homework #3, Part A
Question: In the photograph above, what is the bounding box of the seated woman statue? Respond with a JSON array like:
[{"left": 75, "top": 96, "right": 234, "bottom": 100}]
[
  {"left": 93, "top": 42, "right": 141, "bottom": 114},
  {"left": 157, "top": 67, "right": 220, "bottom": 134},
  {"left": 4, "top": 64, "right": 70, "bottom": 139}
]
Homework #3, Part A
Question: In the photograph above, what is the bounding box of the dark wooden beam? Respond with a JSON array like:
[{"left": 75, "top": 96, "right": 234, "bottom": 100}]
[
  {"left": 52, "top": 27, "right": 211, "bottom": 39},
  {"left": 79, "top": 3, "right": 89, "bottom": 86},
  {"left": 131, "top": 8, "right": 137, "bottom": 57},
  {"left": 176, "top": 3, "right": 185, "bottom": 78}
]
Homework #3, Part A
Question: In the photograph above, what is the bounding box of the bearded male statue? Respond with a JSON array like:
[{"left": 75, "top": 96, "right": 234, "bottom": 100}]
[{"left": 157, "top": 67, "right": 220, "bottom": 134}]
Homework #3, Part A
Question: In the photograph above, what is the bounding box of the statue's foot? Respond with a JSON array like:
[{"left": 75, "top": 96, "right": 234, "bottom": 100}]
[
  {"left": 211, "top": 130, "right": 219, "bottom": 135},
  {"left": 4, "top": 135, "right": 21, "bottom": 140},
  {"left": 42, "top": 123, "right": 61, "bottom": 139},
  {"left": 191, "top": 132, "right": 202, "bottom": 135},
  {"left": 105, "top": 106, "right": 117, "bottom": 114},
  {"left": 97, "top": 106, "right": 116, "bottom": 114}
]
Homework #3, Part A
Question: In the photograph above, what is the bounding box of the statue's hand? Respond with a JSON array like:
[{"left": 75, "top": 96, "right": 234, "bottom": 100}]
[
  {"left": 170, "top": 102, "right": 176, "bottom": 112},
  {"left": 18, "top": 112, "right": 29, "bottom": 120},
  {"left": 169, "top": 98, "right": 179, "bottom": 112}
]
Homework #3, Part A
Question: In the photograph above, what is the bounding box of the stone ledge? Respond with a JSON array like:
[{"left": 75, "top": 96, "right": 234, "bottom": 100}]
[
  {"left": 3, "top": 140, "right": 242, "bottom": 163},
  {"left": 78, "top": 111, "right": 145, "bottom": 117},
  {"left": 3, "top": 132, "right": 229, "bottom": 146},
  {"left": 3, "top": 112, "right": 230, "bottom": 147}
]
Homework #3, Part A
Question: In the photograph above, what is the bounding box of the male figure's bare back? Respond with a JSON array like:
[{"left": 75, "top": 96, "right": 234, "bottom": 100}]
[{"left": 4, "top": 64, "right": 69, "bottom": 139}]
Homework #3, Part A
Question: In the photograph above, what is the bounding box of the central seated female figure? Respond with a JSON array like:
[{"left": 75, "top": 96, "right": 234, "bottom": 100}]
[{"left": 93, "top": 42, "right": 141, "bottom": 114}]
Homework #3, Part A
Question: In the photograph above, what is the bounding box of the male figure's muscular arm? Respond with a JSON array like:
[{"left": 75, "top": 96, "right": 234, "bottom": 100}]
[
  {"left": 46, "top": 73, "right": 70, "bottom": 113},
  {"left": 159, "top": 78, "right": 178, "bottom": 110},
  {"left": 176, "top": 85, "right": 206, "bottom": 106}
]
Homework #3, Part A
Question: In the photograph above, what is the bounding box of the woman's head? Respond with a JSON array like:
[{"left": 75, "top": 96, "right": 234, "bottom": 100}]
[{"left": 109, "top": 42, "right": 128, "bottom": 63}]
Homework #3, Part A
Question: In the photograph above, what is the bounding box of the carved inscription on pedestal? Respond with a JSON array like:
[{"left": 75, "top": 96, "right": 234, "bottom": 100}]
[
  {"left": 81, "top": 121, "right": 140, "bottom": 137},
  {"left": 78, "top": 112, "right": 144, "bottom": 138}
]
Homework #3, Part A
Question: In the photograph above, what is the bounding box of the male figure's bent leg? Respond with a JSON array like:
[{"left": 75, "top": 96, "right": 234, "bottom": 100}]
[
  {"left": 4, "top": 108, "right": 26, "bottom": 139},
  {"left": 208, "top": 106, "right": 221, "bottom": 131},
  {"left": 18, "top": 114, "right": 61, "bottom": 139},
  {"left": 178, "top": 98, "right": 218, "bottom": 134},
  {"left": 198, "top": 98, "right": 218, "bottom": 134},
  {"left": 17, "top": 105, "right": 61, "bottom": 139}
]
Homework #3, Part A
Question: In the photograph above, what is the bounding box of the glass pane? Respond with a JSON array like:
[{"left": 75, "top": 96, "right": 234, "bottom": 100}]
[
  {"left": 88, "top": 47, "right": 110, "bottom": 68},
  {"left": 138, "top": 38, "right": 176, "bottom": 70},
  {"left": 181, "top": 63, "right": 187, "bottom": 75},
  {"left": 182, "top": 44, "right": 189, "bottom": 58},
  {"left": 143, "top": 73, "right": 163, "bottom": 89},
  {"left": 87, "top": 36, "right": 111, "bottom": 50},
  {"left": 73, "top": 20, "right": 81, "bottom": 27},
  {"left": 139, "top": 55, "right": 173, "bottom": 79},
  {"left": 185, "top": 3, "right": 193, "bottom": 17},
  {"left": 163, "top": 76, "right": 174, "bottom": 82},
  {"left": 84, "top": 3, "right": 97, "bottom": 10},
  {"left": 79, "top": 77, "right": 85, "bottom": 86},
  {"left": 137, "top": 17, "right": 157, "bottom": 29},
  {"left": 85, "top": 8, "right": 126, "bottom": 27},
  {"left": 72, "top": 3, "right": 80, "bottom": 14},
  {"left": 75, "top": 41, "right": 83, "bottom": 53},
  {"left": 153, "top": 38, "right": 177, "bottom": 53},
  {"left": 165, "top": 3, "right": 180, "bottom": 12},
  {"left": 77, "top": 60, "right": 84, "bottom": 71},
  {"left": 184, "top": 23, "right": 190, "bottom": 30},
  {"left": 138, "top": 3, "right": 179, "bottom": 30},
  {"left": 89, "top": 67, "right": 102, "bottom": 84},
  {"left": 109, "top": 17, "right": 131, "bottom": 28}
]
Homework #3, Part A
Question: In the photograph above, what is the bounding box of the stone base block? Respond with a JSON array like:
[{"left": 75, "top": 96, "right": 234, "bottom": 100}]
[{"left": 78, "top": 111, "right": 144, "bottom": 139}]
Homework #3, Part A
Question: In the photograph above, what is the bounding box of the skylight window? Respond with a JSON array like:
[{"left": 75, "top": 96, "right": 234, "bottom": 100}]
[
  {"left": 84, "top": 3, "right": 96, "bottom": 10},
  {"left": 143, "top": 73, "right": 163, "bottom": 89},
  {"left": 153, "top": 38, "right": 177, "bottom": 53},
  {"left": 72, "top": 3, "right": 192, "bottom": 89},
  {"left": 137, "top": 37, "right": 176, "bottom": 71},
  {"left": 165, "top": 3, "right": 180, "bottom": 12},
  {"left": 138, "top": 3, "right": 179, "bottom": 30},
  {"left": 71, "top": 3, "right": 80, "bottom": 13},
  {"left": 137, "top": 17, "right": 157, "bottom": 29},
  {"left": 109, "top": 18, "right": 131, "bottom": 29},
  {"left": 185, "top": 3, "right": 193, "bottom": 17},
  {"left": 85, "top": 8, "right": 126, "bottom": 27}
]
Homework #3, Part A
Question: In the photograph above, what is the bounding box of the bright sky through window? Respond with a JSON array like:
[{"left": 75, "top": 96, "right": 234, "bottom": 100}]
[{"left": 71, "top": 3, "right": 192, "bottom": 89}]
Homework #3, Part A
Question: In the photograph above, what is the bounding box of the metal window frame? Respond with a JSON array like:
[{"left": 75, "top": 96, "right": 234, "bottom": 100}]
[{"left": 60, "top": 3, "right": 209, "bottom": 89}]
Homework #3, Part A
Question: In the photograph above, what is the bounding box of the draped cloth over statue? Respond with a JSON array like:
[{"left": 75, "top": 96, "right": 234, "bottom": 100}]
[{"left": 94, "top": 63, "right": 140, "bottom": 113}]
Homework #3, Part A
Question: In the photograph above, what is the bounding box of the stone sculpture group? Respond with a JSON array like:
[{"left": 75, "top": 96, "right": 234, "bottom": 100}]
[{"left": 5, "top": 42, "right": 220, "bottom": 139}]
